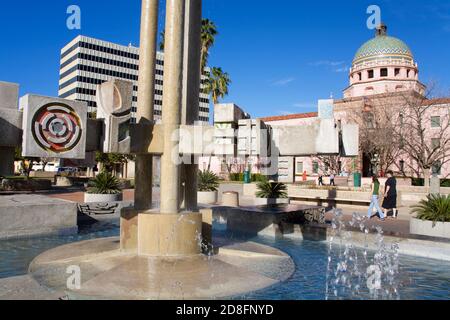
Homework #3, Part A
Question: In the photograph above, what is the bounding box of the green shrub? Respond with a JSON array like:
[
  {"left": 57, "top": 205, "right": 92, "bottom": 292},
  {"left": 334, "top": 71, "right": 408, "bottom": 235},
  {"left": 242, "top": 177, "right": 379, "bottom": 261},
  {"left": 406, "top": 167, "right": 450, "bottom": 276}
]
[
  {"left": 441, "top": 179, "right": 450, "bottom": 188},
  {"left": 87, "top": 171, "right": 121, "bottom": 195},
  {"left": 256, "top": 181, "right": 288, "bottom": 199},
  {"left": 411, "top": 178, "right": 450, "bottom": 187},
  {"left": 198, "top": 170, "right": 219, "bottom": 192},
  {"left": 2, "top": 176, "right": 28, "bottom": 180},
  {"left": 229, "top": 173, "right": 243, "bottom": 182},
  {"left": 252, "top": 174, "right": 267, "bottom": 182},
  {"left": 411, "top": 194, "right": 450, "bottom": 224},
  {"left": 229, "top": 173, "right": 268, "bottom": 182}
]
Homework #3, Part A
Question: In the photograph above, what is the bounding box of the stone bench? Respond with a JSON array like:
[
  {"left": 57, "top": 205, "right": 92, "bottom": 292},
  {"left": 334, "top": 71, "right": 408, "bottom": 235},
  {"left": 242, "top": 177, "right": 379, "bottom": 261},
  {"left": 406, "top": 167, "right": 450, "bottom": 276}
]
[
  {"left": 290, "top": 195, "right": 372, "bottom": 208},
  {"left": 287, "top": 186, "right": 373, "bottom": 208}
]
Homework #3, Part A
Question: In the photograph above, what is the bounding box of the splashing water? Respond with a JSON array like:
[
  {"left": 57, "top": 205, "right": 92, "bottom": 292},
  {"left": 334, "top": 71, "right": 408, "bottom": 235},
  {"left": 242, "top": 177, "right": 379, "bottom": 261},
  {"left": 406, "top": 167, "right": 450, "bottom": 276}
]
[{"left": 326, "top": 209, "right": 400, "bottom": 300}]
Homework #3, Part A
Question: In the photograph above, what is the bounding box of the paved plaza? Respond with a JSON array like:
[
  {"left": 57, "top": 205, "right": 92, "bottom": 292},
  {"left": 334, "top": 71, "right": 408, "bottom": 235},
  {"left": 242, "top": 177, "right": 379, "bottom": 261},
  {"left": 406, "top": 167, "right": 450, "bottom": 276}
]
[{"left": 41, "top": 186, "right": 417, "bottom": 239}]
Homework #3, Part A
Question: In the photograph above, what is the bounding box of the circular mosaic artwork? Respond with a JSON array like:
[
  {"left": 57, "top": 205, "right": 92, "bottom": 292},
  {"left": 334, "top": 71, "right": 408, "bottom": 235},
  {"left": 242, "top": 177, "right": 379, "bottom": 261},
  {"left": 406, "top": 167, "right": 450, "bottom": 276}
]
[{"left": 31, "top": 103, "right": 83, "bottom": 153}]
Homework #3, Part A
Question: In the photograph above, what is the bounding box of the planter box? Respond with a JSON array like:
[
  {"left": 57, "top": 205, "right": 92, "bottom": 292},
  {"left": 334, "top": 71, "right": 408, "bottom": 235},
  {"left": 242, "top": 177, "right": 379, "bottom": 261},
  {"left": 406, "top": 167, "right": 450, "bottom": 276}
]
[
  {"left": 254, "top": 198, "right": 290, "bottom": 206},
  {"left": 84, "top": 193, "right": 123, "bottom": 203},
  {"left": 1, "top": 178, "right": 52, "bottom": 191},
  {"left": 410, "top": 218, "right": 450, "bottom": 239},
  {"left": 198, "top": 191, "right": 218, "bottom": 205}
]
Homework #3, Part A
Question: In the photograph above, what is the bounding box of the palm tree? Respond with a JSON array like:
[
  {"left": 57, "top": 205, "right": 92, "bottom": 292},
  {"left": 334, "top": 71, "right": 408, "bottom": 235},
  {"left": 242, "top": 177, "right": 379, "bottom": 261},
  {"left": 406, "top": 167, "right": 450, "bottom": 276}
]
[
  {"left": 159, "top": 19, "right": 217, "bottom": 72},
  {"left": 200, "top": 19, "right": 218, "bottom": 72},
  {"left": 203, "top": 67, "right": 231, "bottom": 171},
  {"left": 204, "top": 67, "right": 231, "bottom": 104},
  {"left": 159, "top": 30, "right": 165, "bottom": 51}
]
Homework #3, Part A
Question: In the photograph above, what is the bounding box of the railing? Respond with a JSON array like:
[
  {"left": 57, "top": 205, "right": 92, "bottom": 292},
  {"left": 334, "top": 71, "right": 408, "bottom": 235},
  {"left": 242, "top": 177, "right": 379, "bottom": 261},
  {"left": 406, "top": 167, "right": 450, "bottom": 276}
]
[{"left": 351, "top": 59, "right": 417, "bottom": 72}]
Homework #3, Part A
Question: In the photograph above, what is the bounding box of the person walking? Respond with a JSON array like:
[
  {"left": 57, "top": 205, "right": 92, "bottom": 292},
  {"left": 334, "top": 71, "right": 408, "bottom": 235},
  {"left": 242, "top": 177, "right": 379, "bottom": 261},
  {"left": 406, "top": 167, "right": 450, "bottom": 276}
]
[
  {"left": 318, "top": 174, "right": 324, "bottom": 186},
  {"left": 382, "top": 170, "right": 398, "bottom": 219},
  {"left": 368, "top": 175, "right": 385, "bottom": 221},
  {"left": 330, "top": 173, "right": 336, "bottom": 186}
]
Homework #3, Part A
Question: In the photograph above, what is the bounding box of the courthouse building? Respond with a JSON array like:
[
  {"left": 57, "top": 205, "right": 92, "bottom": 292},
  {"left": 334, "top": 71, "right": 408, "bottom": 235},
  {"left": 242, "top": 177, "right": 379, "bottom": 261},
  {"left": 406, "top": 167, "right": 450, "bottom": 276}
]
[{"left": 203, "top": 24, "right": 450, "bottom": 181}]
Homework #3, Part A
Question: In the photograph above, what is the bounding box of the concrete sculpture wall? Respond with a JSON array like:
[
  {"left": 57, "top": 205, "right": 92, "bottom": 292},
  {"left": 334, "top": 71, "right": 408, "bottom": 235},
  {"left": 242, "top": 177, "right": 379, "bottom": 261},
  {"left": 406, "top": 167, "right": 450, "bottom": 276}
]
[
  {"left": 0, "top": 82, "right": 21, "bottom": 148},
  {"left": 20, "top": 95, "right": 87, "bottom": 159},
  {"left": 0, "top": 82, "right": 21, "bottom": 176},
  {"left": 238, "top": 119, "right": 269, "bottom": 157},
  {"left": 96, "top": 79, "right": 133, "bottom": 154},
  {"left": 268, "top": 119, "right": 339, "bottom": 156}
]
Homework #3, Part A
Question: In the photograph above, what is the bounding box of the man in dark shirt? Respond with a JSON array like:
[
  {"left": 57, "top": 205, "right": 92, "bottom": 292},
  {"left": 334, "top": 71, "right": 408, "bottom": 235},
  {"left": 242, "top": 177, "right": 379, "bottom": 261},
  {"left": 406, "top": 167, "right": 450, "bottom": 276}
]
[
  {"left": 382, "top": 170, "right": 398, "bottom": 219},
  {"left": 318, "top": 175, "right": 324, "bottom": 186}
]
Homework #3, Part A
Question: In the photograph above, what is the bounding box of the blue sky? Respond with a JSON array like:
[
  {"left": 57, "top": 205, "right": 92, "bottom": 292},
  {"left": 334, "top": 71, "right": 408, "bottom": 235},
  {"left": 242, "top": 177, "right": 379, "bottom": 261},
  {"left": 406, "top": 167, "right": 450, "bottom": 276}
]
[{"left": 0, "top": 0, "right": 449, "bottom": 118}]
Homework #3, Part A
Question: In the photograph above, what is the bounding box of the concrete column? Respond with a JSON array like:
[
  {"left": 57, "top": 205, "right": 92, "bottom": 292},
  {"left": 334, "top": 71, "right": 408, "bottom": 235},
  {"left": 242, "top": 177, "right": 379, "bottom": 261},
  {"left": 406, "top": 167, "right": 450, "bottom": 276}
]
[
  {"left": 181, "top": 0, "right": 202, "bottom": 212},
  {"left": 181, "top": 0, "right": 202, "bottom": 126},
  {"left": 160, "top": 0, "right": 186, "bottom": 214},
  {"left": 0, "top": 147, "right": 15, "bottom": 177},
  {"left": 134, "top": 155, "right": 153, "bottom": 210},
  {"left": 134, "top": 0, "right": 159, "bottom": 211}
]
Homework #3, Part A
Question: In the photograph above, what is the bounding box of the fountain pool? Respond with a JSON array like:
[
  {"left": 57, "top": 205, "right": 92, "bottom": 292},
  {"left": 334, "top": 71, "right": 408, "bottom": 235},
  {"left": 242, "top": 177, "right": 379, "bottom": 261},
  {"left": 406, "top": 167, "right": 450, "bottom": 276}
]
[{"left": 0, "top": 219, "right": 449, "bottom": 300}]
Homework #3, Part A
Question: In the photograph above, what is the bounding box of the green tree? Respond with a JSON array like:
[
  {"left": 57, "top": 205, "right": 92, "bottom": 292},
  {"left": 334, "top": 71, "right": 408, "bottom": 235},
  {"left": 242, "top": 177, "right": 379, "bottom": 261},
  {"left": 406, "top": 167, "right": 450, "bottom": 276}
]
[
  {"left": 159, "top": 30, "right": 165, "bottom": 51},
  {"left": 204, "top": 67, "right": 231, "bottom": 104},
  {"left": 14, "top": 147, "right": 39, "bottom": 178},
  {"left": 200, "top": 19, "right": 218, "bottom": 71},
  {"left": 95, "top": 152, "right": 135, "bottom": 175},
  {"left": 159, "top": 18, "right": 217, "bottom": 71}
]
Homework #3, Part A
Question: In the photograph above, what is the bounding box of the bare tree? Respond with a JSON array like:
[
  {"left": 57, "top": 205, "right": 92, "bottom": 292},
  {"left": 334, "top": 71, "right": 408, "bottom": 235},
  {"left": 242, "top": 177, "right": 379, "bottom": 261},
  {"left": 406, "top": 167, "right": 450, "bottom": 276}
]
[
  {"left": 40, "top": 158, "right": 51, "bottom": 172},
  {"left": 349, "top": 97, "right": 402, "bottom": 176},
  {"left": 394, "top": 90, "right": 450, "bottom": 187},
  {"left": 314, "top": 155, "right": 343, "bottom": 174}
]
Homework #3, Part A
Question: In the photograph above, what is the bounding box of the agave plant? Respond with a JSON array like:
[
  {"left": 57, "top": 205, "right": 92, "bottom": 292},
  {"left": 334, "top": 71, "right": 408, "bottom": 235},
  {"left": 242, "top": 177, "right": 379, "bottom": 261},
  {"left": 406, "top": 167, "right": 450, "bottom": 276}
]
[
  {"left": 411, "top": 194, "right": 450, "bottom": 225},
  {"left": 256, "top": 180, "right": 288, "bottom": 199},
  {"left": 87, "top": 171, "right": 121, "bottom": 195},
  {"left": 198, "top": 170, "right": 219, "bottom": 192}
]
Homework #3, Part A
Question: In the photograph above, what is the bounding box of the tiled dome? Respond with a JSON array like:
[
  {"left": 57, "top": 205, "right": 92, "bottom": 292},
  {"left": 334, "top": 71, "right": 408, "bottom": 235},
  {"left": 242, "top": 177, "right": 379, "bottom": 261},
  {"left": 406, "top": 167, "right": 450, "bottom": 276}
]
[{"left": 353, "top": 25, "right": 413, "bottom": 64}]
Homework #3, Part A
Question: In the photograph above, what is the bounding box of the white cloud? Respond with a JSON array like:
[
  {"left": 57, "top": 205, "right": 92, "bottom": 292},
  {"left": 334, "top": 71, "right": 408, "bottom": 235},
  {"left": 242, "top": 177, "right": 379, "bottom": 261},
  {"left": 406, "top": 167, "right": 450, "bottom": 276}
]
[
  {"left": 309, "top": 60, "right": 346, "bottom": 67},
  {"left": 277, "top": 110, "right": 294, "bottom": 115},
  {"left": 293, "top": 102, "right": 315, "bottom": 109},
  {"left": 271, "top": 77, "right": 295, "bottom": 86},
  {"left": 334, "top": 66, "right": 349, "bottom": 73}
]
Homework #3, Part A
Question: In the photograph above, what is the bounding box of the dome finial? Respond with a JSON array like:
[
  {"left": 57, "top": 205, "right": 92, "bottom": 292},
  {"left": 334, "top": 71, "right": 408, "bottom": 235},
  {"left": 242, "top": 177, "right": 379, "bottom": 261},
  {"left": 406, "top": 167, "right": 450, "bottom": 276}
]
[{"left": 376, "top": 23, "right": 388, "bottom": 37}]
